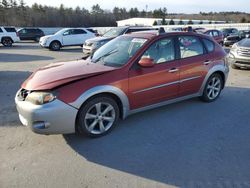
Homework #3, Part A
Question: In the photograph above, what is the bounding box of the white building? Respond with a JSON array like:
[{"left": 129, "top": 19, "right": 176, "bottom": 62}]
[{"left": 116, "top": 18, "right": 226, "bottom": 26}]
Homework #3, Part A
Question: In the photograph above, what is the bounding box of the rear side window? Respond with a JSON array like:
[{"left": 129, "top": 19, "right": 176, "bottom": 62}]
[
  {"left": 4, "top": 27, "right": 16, "bottom": 32},
  {"left": 0, "top": 28, "right": 3, "bottom": 32},
  {"left": 178, "top": 36, "right": 204, "bottom": 58},
  {"left": 202, "top": 39, "right": 215, "bottom": 53},
  {"left": 73, "top": 29, "right": 87, "bottom": 34},
  {"left": 213, "top": 31, "right": 219, "bottom": 37},
  {"left": 87, "top": 29, "right": 95, "bottom": 33}
]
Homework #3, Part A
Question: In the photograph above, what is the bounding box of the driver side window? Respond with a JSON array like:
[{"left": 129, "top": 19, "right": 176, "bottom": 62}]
[
  {"left": 63, "top": 30, "right": 72, "bottom": 36},
  {"left": 141, "top": 38, "right": 175, "bottom": 64}
]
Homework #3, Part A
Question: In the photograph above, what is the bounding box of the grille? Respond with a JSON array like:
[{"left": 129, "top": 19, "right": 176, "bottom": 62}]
[
  {"left": 235, "top": 61, "right": 250, "bottom": 65},
  {"left": 17, "top": 89, "right": 30, "bottom": 101},
  {"left": 237, "top": 47, "right": 250, "bottom": 57}
]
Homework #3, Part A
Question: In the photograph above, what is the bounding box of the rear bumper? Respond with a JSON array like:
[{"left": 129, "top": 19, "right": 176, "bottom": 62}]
[
  {"left": 15, "top": 92, "right": 78, "bottom": 135},
  {"left": 12, "top": 37, "right": 20, "bottom": 43}
]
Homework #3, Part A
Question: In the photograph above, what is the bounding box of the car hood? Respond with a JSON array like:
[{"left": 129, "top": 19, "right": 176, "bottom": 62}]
[
  {"left": 226, "top": 35, "right": 239, "bottom": 40},
  {"left": 238, "top": 39, "right": 250, "bottom": 48},
  {"left": 22, "top": 60, "right": 117, "bottom": 90},
  {"left": 86, "top": 36, "right": 114, "bottom": 43},
  {"left": 40, "top": 35, "right": 53, "bottom": 40}
]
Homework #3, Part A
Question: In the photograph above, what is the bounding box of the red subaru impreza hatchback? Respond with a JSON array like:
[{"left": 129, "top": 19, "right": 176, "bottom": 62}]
[{"left": 15, "top": 30, "right": 229, "bottom": 137}]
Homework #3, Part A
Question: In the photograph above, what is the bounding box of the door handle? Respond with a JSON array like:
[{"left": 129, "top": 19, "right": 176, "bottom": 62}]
[
  {"left": 204, "top": 60, "right": 212, "bottom": 65},
  {"left": 168, "top": 68, "right": 179, "bottom": 73}
]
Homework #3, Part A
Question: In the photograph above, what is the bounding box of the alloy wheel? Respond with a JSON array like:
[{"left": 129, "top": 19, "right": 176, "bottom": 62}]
[
  {"left": 84, "top": 102, "right": 116, "bottom": 135},
  {"left": 3, "top": 38, "right": 12, "bottom": 47},
  {"left": 206, "top": 77, "right": 221, "bottom": 100}
]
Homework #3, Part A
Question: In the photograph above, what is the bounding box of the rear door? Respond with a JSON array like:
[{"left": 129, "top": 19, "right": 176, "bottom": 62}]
[
  {"left": 177, "top": 35, "right": 209, "bottom": 96},
  {"left": 128, "top": 37, "right": 180, "bottom": 109}
]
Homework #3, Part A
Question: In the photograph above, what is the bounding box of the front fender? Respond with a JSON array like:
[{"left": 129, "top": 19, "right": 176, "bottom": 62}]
[{"left": 69, "top": 85, "right": 130, "bottom": 119}]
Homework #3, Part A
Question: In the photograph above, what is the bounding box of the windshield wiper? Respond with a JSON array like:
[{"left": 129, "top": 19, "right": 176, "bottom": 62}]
[{"left": 92, "top": 49, "right": 118, "bottom": 64}]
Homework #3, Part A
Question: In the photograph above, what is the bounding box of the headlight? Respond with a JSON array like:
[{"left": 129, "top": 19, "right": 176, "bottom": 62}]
[
  {"left": 26, "top": 92, "right": 56, "bottom": 105},
  {"left": 93, "top": 41, "right": 106, "bottom": 48}
]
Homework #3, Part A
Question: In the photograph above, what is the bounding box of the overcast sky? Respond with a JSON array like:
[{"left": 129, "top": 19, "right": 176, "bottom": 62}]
[{"left": 24, "top": 0, "right": 250, "bottom": 13}]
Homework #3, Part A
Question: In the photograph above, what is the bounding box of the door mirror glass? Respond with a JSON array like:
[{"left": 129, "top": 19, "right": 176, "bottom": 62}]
[{"left": 138, "top": 57, "right": 154, "bottom": 67}]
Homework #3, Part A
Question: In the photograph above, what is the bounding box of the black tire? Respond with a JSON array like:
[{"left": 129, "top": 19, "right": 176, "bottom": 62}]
[
  {"left": 76, "top": 96, "right": 120, "bottom": 137},
  {"left": 34, "top": 36, "right": 40, "bottom": 42},
  {"left": 49, "top": 41, "right": 61, "bottom": 51},
  {"left": 2, "top": 37, "right": 13, "bottom": 47},
  {"left": 231, "top": 63, "right": 239, "bottom": 69},
  {"left": 200, "top": 73, "right": 223, "bottom": 103}
]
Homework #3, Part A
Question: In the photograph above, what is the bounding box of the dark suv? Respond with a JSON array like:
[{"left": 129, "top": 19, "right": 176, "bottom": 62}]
[
  {"left": 17, "top": 28, "right": 45, "bottom": 42},
  {"left": 221, "top": 28, "right": 238, "bottom": 38}
]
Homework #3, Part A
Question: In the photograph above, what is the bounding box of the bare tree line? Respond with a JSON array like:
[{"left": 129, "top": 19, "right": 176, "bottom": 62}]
[{"left": 0, "top": 0, "right": 250, "bottom": 27}]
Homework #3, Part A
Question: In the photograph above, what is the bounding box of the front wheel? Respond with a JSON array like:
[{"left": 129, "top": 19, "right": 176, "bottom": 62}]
[
  {"left": 49, "top": 41, "right": 61, "bottom": 51},
  {"left": 76, "top": 96, "right": 120, "bottom": 137},
  {"left": 200, "top": 73, "right": 223, "bottom": 102}
]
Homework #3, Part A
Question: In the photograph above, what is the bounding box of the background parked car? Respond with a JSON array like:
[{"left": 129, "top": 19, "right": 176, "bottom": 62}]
[
  {"left": 82, "top": 26, "right": 158, "bottom": 58},
  {"left": 223, "top": 30, "right": 250, "bottom": 47},
  {"left": 198, "top": 29, "right": 224, "bottom": 45},
  {"left": 228, "top": 38, "right": 250, "bottom": 69},
  {"left": 39, "top": 28, "right": 96, "bottom": 51},
  {"left": 17, "top": 28, "right": 45, "bottom": 42},
  {"left": 0, "top": 26, "right": 20, "bottom": 47},
  {"left": 221, "top": 28, "right": 238, "bottom": 38}
]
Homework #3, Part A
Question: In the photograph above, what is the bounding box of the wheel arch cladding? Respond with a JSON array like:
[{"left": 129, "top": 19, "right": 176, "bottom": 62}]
[
  {"left": 70, "top": 85, "right": 130, "bottom": 119},
  {"left": 199, "top": 64, "right": 228, "bottom": 95}
]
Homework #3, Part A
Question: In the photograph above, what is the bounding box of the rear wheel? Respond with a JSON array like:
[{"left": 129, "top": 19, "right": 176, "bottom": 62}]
[
  {"left": 76, "top": 96, "right": 120, "bottom": 137},
  {"left": 49, "top": 41, "right": 61, "bottom": 51},
  {"left": 34, "top": 36, "right": 40, "bottom": 42},
  {"left": 2, "top": 38, "right": 13, "bottom": 47},
  {"left": 200, "top": 73, "right": 223, "bottom": 102}
]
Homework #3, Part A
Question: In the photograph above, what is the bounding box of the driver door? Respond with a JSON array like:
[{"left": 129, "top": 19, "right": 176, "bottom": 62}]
[{"left": 128, "top": 37, "right": 180, "bottom": 110}]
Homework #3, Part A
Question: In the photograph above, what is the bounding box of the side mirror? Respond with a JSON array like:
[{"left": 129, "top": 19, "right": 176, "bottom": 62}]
[{"left": 138, "top": 57, "right": 155, "bottom": 68}]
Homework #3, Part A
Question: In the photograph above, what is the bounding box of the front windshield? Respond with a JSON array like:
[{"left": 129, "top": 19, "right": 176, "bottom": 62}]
[
  {"left": 54, "top": 28, "right": 68, "bottom": 35},
  {"left": 102, "top": 28, "right": 126, "bottom": 38},
  {"left": 91, "top": 36, "right": 148, "bottom": 67}
]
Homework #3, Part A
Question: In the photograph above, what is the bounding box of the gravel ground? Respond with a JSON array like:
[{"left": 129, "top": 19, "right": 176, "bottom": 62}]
[{"left": 0, "top": 43, "right": 250, "bottom": 188}]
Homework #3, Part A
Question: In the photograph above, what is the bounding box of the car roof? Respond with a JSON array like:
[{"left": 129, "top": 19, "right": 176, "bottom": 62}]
[{"left": 125, "top": 30, "right": 212, "bottom": 40}]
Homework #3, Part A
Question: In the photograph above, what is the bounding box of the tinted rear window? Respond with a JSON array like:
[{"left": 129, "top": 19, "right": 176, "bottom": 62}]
[
  {"left": 73, "top": 29, "right": 87, "bottom": 34},
  {"left": 0, "top": 28, "right": 3, "bottom": 32},
  {"left": 4, "top": 27, "right": 16, "bottom": 32},
  {"left": 87, "top": 29, "right": 96, "bottom": 33},
  {"left": 202, "top": 39, "right": 215, "bottom": 53}
]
